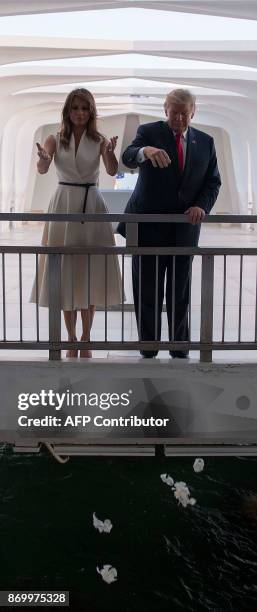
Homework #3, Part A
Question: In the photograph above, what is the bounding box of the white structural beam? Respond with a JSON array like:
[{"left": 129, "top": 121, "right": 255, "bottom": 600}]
[
  {"left": 1, "top": 66, "right": 255, "bottom": 92},
  {"left": 135, "top": 41, "right": 257, "bottom": 70},
  {"left": 0, "top": 1, "right": 257, "bottom": 20},
  {"left": 3, "top": 67, "right": 256, "bottom": 101},
  {"left": 0, "top": 37, "right": 133, "bottom": 65},
  {"left": 1, "top": 38, "right": 257, "bottom": 70}
]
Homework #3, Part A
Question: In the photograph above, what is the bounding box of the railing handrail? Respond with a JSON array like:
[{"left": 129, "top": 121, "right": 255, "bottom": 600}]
[
  {"left": 0, "top": 211, "right": 256, "bottom": 365},
  {"left": 0, "top": 213, "right": 256, "bottom": 223},
  {"left": 1, "top": 246, "right": 257, "bottom": 255}
]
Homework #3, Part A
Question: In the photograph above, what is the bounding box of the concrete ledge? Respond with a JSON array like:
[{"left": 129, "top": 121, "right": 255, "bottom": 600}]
[{"left": 0, "top": 359, "right": 256, "bottom": 452}]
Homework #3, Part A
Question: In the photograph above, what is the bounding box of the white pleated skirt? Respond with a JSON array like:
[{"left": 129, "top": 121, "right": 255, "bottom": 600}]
[{"left": 30, "top": 184, "right": 123, "bottom": 310}]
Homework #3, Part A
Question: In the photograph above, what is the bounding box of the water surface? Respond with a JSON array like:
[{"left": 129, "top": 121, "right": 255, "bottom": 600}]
[{"left": 0, "top": 447, "right": 256, "bottom": 611}]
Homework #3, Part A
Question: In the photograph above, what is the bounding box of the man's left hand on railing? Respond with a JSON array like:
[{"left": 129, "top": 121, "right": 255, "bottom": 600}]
[{"left": 184, "top": 206, "right": 205, "bottom": 225}]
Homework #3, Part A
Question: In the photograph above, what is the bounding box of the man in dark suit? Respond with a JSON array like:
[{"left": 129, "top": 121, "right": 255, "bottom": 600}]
[{"left": 118, "top": 89, "right": 221, "bottom": 358}]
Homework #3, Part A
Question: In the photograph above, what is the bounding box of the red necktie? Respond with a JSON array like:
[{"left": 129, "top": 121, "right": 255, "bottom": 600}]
[{"left": 175, "top": 132, "right": 184, "bottom": 173}]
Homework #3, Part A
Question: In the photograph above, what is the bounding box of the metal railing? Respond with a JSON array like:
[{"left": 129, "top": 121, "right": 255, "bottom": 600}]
[{"left": 0, "top": 212, "right": 257, "bottom": 362}]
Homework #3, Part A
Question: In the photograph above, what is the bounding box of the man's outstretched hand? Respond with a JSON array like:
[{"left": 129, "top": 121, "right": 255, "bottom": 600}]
[
  {"left": 143, "top": 146, "right": 171, "bottom": 168},
  {"left": 184, "top": 206, "right": 205, "bottom": 225}
]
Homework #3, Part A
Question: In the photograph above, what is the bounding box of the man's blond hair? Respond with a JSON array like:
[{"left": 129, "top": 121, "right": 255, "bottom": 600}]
[{"left": 164, "top": 89, "right": 196, "bottom": 110}]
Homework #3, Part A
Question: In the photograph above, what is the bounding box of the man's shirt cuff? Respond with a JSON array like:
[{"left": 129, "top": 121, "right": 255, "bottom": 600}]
[{"left": 136, "top": 147, "right": 146, "bottom": 163}]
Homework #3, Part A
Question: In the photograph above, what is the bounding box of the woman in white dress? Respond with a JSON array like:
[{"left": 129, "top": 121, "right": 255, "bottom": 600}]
[{"left": 30, "top": 88, "right": 122, "bottom": 358}]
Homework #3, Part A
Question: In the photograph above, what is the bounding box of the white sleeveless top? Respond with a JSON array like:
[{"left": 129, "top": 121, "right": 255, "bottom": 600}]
[{"left": 54, "top": 130, "right": 101, "bottom": 184}]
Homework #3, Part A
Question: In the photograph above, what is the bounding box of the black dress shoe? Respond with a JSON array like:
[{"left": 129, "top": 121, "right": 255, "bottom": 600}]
[
  {"left": 140, "top": 351, "right": 158, "bottom": 358},
  {"left": 170, "top": 351, "right": 189, "bottom": 359}
]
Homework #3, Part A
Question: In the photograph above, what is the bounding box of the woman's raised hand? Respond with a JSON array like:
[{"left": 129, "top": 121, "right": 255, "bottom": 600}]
[
  {"left": 101, "top": 136, "right": 118, "bottom": 175},
  {"left": 105, "top": 136, "right": 118, "bottom": 153},
  {"left": 36, "top": 142, "right": 52, "bottom": 162}
]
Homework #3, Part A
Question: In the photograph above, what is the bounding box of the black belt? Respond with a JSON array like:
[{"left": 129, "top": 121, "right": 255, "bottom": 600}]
[{"left": 59, "top": 181, "right": 96, "bottom": 224}]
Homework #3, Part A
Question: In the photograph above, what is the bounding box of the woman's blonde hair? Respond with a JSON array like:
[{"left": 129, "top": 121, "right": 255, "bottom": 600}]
[{"left": 59, "top": 88, "right": 103, "bottom": 149}]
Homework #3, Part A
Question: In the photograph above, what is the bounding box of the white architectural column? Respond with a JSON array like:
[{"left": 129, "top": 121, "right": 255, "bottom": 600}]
[{"left": 248, "top": 135, "right": 257, "bottom": 218}]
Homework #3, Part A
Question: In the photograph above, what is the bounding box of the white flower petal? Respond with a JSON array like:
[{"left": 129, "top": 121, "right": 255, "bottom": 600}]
[
  {"left": 97, "top": 565, "right": 117, "bottom": 584},
  {"left": 160, "top": 473, "right": 174, "bottom": 486},
  {"left": 193, "top": 458, "right": 204, "bottom": 473},
  {"left": 103, "top": 519, "right": 113, "bottom": 533},
  {"left": 173, "top": 481, "right": 196, "bottom": 508},
  {"left": 93, "top": 513, "right": 104, "bottom": 532},
  {"left": 93, "top": 513, "right": 112, "bottom": 534}
]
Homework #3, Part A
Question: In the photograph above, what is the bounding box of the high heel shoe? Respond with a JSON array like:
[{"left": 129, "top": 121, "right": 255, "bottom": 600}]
[
  {"left": 66, "top": 337, "right": 78, "bottom": 358},
  {"left": 80, "top": 336, "right": 92, "bottom": 359}
]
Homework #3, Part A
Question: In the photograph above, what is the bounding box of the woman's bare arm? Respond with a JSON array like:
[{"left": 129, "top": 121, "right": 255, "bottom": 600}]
[
  {"left": 36, "top": 135, "right": 56, "bottom": 174},
  {"left": 100, "top": 136, "right": 118, "bottom": 176}
]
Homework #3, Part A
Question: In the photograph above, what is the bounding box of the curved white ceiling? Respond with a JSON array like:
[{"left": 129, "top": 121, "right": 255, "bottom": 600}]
[
  {"left": 0, "top": 2, "right": 255, "bottom": 125},
  {"left": 0, "top": 0, "right": 256, "bottom": 217}
]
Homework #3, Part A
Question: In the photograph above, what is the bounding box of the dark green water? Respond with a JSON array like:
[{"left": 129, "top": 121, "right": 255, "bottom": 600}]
[{"left": 0, "top": 446, "right": 257, "bottom": 612}]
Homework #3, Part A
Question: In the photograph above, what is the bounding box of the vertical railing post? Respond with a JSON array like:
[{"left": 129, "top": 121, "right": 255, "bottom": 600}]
[
  {"left": 126, "top": 222, "right": 138, "bottom": 348},
  {"left": 48, "top": 253, "right": 61, "bottom": 361},
  {"left": 200, "top": 254, "right": 214, "bottom": 362}
]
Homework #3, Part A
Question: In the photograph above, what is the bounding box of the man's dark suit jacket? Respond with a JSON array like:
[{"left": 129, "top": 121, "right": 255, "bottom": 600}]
[{"left": 117, "top": 120, "right": 221, "bottom": 241}]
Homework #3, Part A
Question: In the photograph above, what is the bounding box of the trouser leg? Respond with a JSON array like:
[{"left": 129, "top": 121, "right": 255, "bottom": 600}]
[
  {"left": 132, "top": 254, "right": 166, "bottom": 355},
  {"left": 166, "top": 254, "right": 192, "bottom": 344},
  {"left": 166, "top": 223, "right": 200, "bottom": 353}
]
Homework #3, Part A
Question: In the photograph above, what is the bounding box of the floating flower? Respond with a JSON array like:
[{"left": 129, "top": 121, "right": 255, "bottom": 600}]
[
  {"left": 93, "top": 513, "right": 113, "bottom": 534},
  {"left": 193, "top": 458, "right": 204, "bottom": 473},
  {"left": 96, "top": 565, "right": 117, "bottom": 584},
  {"left": 172, "top": 481, "right": 196, "bottom": 508},
  {"left": 160, "top": 473, "right": 174, "bottom": 487}
]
